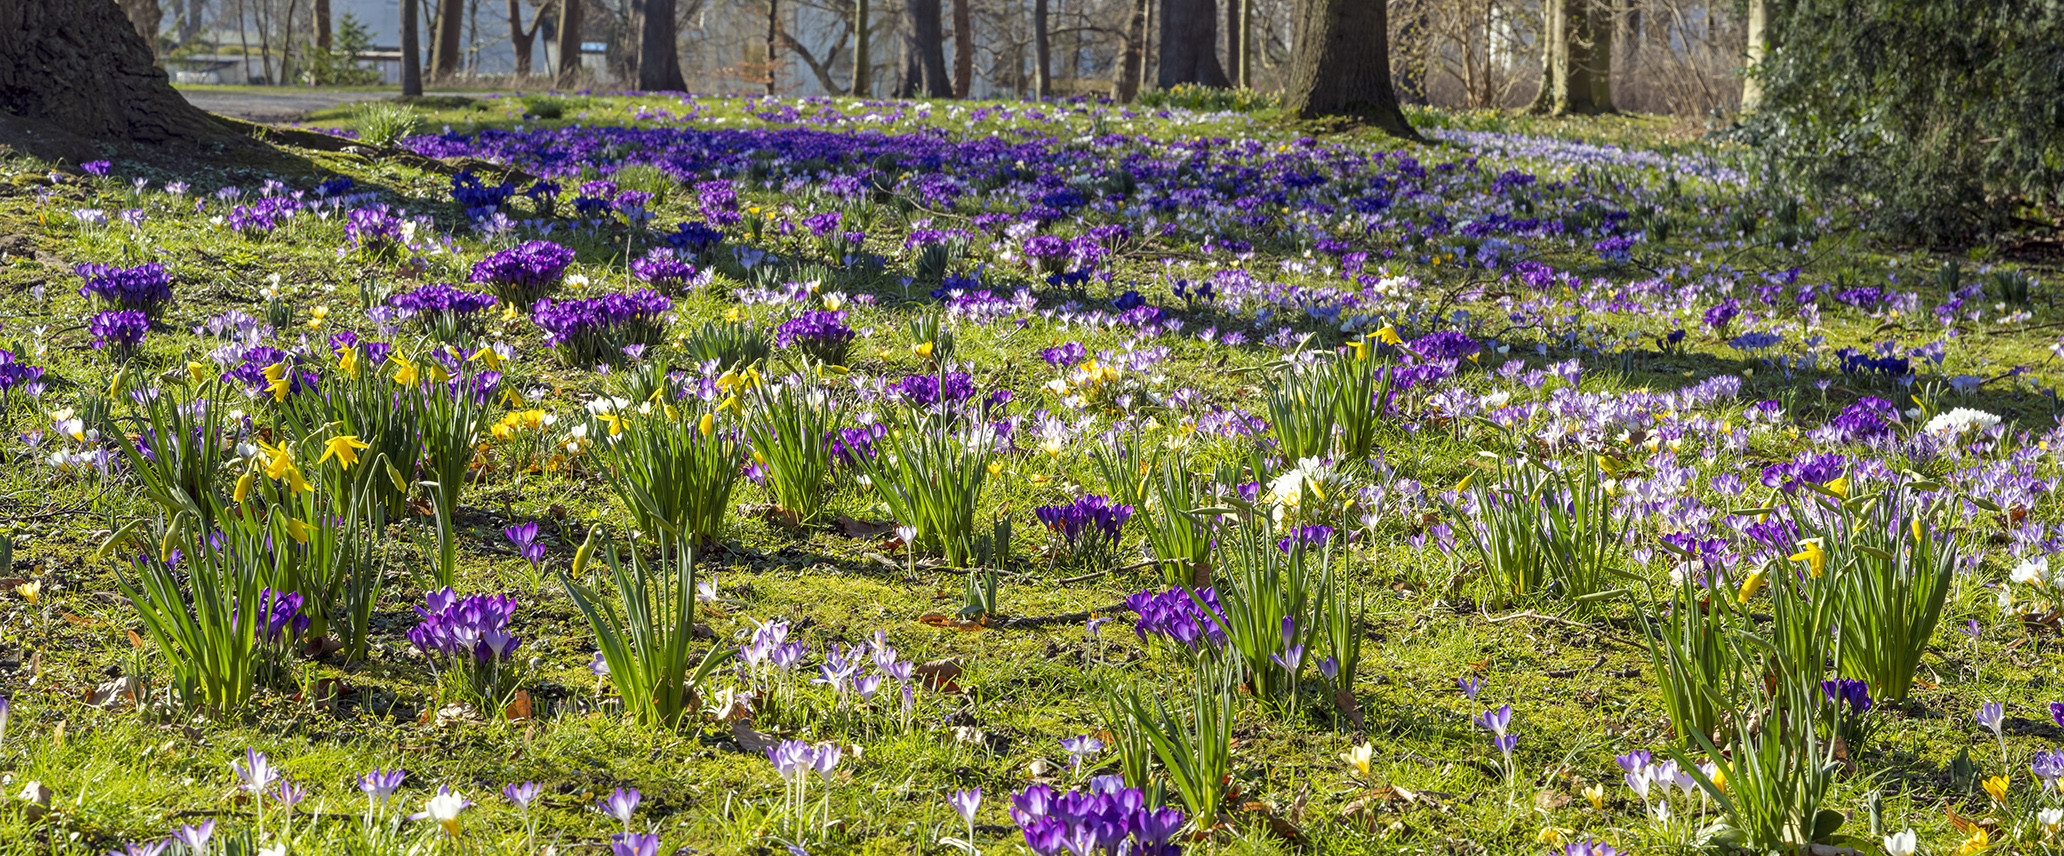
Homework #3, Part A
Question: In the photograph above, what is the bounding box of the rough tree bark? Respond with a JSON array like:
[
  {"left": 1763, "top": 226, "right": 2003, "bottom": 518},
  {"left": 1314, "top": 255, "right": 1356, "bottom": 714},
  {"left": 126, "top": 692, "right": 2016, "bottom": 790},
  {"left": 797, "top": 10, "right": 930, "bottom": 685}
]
[
  {"left": 315, "top": 0, "right": 331, "bottom": 49},
  {"left": 402, "top": 0, "right": 424, "bottom": 94},
  {"left": 430, "top": 0, "right": 464, "bottom": 80},
  {"left": 950, "top": 0, "right": 971, "bottom": 97},
  {"left": 0, "top": 0, "right": 222, "bottom": 143},
  {"left": 1033, "top": 0, "right": 1051, "bottom": 98},
  {"left": 1113, "top": 0, "right": 1148, "bottom": 101},
  {"left": 555, "top": 0, "right": 582, "bottom": 86},
  {"left": 895, "top": 0, "right": 952, "bottom": 97},
  {"left": 852, "top": 0, "right": 871, "bottom": 97},
  {"left": 638, "top": 0, "right": 685, "bottom": 90},
  {"left": 1156, "top": 0, "right": 1229, "bottom": 89},
  {"left": 1282, "top": 0, "right": 1418, "bottom": 139}
]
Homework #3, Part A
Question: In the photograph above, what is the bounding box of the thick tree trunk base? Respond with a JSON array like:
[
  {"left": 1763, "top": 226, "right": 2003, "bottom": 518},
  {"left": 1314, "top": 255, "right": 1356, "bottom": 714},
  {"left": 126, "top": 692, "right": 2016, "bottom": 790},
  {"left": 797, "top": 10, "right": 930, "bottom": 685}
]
[{"left": 1, "top": 0, "right": 225, "bottom": 144}]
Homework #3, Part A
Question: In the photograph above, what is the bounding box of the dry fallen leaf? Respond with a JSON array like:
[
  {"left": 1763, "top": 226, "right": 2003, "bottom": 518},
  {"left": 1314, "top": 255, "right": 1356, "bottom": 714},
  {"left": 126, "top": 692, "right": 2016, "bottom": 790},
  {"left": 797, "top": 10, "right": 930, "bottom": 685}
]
[
  {"left": 833, "top": 516, "right": 897, "bottom": 539},
  {"left": 504, "top": 690, "right": 533, "bottom": 721},
  {"left": 84, "top": 675, "right": 137, "bottom": 709},
  {"left": 911, "top": 657, "right": 964, "bottom": 691},
  {"left": 730, "top": 717, "right": 777, "bottom": 754},
  {"left": 918, "top": 614, "right": 987, "bottom": 632}
]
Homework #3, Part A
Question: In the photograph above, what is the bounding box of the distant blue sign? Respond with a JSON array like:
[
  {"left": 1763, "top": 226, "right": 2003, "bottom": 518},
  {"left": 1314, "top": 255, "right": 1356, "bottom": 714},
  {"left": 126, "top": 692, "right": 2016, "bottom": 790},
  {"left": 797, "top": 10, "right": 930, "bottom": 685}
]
[{"left": 581, "top": 41, "right": 607, "bottom": 53}]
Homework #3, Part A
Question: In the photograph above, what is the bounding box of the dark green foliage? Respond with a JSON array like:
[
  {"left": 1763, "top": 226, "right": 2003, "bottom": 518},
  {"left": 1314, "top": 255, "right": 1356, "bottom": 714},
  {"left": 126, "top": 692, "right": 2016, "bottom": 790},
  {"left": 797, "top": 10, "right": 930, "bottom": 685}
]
[{"left": 1747, "top": 0, "right": 2064, "bottom": 244}]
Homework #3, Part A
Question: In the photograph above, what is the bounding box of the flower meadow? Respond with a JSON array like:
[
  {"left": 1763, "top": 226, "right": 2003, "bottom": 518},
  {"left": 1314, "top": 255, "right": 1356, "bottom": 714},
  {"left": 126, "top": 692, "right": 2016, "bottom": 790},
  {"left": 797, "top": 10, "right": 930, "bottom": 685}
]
[{"left": 0, "top": 93, "right": 2058, "bottom": 855}]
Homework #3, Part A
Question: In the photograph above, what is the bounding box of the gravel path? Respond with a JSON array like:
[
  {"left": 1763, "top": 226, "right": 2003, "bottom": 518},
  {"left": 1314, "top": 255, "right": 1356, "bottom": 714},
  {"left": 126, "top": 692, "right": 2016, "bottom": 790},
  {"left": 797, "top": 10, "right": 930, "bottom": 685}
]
[{"left": 175, "top": 87, "right": 505, "bottom": 123}]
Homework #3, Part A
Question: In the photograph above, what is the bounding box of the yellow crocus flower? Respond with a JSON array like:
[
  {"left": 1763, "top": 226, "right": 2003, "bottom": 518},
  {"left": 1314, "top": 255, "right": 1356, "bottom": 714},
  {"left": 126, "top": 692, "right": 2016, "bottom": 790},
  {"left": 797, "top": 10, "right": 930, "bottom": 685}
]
[
  {"left": 1957, "top": 827, "right": 1989, "bottom": 856},
  {"left": 1340, "top": 743, "right": 1372, "bottom": 777},
  {"left": 1984, "top": 775, "right": 2010, "bottom": 803},
  {"left": 912, "top": 341, "right": 934, "bottom": 360}
]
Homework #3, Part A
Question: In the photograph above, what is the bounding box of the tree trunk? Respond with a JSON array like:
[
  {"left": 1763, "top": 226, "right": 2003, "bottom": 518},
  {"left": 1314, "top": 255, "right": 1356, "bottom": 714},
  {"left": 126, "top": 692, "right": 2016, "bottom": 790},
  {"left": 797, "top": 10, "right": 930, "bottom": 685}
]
[
  {"left": 0, "top": 0, "right": 223, "bottom": 143},
  {"left": 950, "top": 0, "right": 971, "bottom": 96},
  {"left": 1033, "top": 0, "right": 1051, "bottom": 98},
  {"left": 1739, "top": 0, "right": 1766, "bottom": 113},
  {"left": 1556, "top": 0, "right": 1597, "bottom": 114},
  {"left": 430, "top": 0, "right": 464, "bottom": 80},
  {"left": 852, "top": 0, "right": 871, "bottom": 97},
  {"left": 1282, "top": 0, "right": 1418, "bottom": 139},
  {"left": 765, "top": 0, "right": 780, "bottom": 94},
  {"left": 1156, "top": 0, "right": 1228, "bottom": 89},
  {"left": 638, "top": 0, "right": 684, "bottom": 89},
  {"left": 1525, "top": 0, "right": 1560, "bottom": 114},
  {"left": 508, "top": 0, "right": 536, "bottom": 77},
  {"left": 555, "top": 0, "right": 581, "bottom": 85},
  {"left": 1114, "top": 0, "right": 1148, "bottom": 100},
  {"left": 1590, "top": 0, "right": 1614, "bottom": 112},
  {"left": 402, "top": 0, "right": 424, "bottom": 94},
  {"left": 315, "top": 0, "right": 332, "bottom": 49},
  {"left": 896, "top": 0, "right": 951, "bottom": 97},
  {"left": 1226, "top": 0, "right": 1246, "bottom": 88}
]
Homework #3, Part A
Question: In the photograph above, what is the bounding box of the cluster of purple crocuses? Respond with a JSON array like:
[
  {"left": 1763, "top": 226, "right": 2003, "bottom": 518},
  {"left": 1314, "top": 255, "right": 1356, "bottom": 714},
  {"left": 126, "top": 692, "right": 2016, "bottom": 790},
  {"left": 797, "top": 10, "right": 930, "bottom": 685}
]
[
  {"left": 531, "top": 290, "right": 672, "bottom": 365},
  {"left": 1035, "top": 494, "right": 1133, "bottom": 555},
  {"left": 75, "top": 262, "right": 174, "bottom": 315},
  {"left": 1125, "top": 587, "right": 1227, "bottom": 649},
  {"left": 774, "top": 309, "right": 856, "bottom": 365},
  {"left": 470, "top": 240, "right": 576, "bottom": 306},
  {"left": 1010, "top": 779, "right": 1186, "bottom": 856}
]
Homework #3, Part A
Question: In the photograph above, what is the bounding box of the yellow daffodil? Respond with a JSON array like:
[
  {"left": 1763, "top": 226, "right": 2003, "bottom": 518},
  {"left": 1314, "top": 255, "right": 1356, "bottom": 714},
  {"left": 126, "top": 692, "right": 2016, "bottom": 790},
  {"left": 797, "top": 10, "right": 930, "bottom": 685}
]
[
  {"left": 186, "top": 361, "right": 211, "bottom": 384},
  {"left": 319, "top": 434, "right": 370, "bottom": 469},
  {"left": 1375, "top": 324, "right": 1403, "bottom": 347},
  {"left": 1340, "top": 743, "right": 1372, "bottom": 777},
  {"left": 1912, "top": 517, "right": 1925, "bottom": 542},
  {"left": 262, "top": 361, "right": 292, "bottom": 402},
  {"left": 696, "top": 412, "right": 714, "bottom": 437},
  {"left": 1789, "top": 539, "right": 1827, "bottom": 578},
  {"left": 391, "top": 353, "right": 419, "bottom": 386},
  {"left": 336, "top": 344, "right": 361, "bottom": 380},
  {"left": 425, "top": 361, "right": 450, "bottom": 386},
  {"left": 1453, "top": 472, "right": 1474, "bottom": 493},
  {"left": 284, "top": 517, "right": 310, "bottom": 544},
  {"left": 1823, "top": 475, "right": 1849, "bottom": 499},
  {"left": 718, "top": 395, "right": 741, "bottom": 415},
  {"left": 233, "top": 471, "right": 255, "bottom": 503},
  {"left": 468, "top": 346, "right": 503, "bottom": 371},
  {"left": 1347, "top": 338, "right": 1370, "bottom": 361},
  {"left": 1984, "top": 774, "right": 2010, "bottom": 803},
  {"left": 1737, "top": 568, "right": 1767, "bottom": 603}
]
